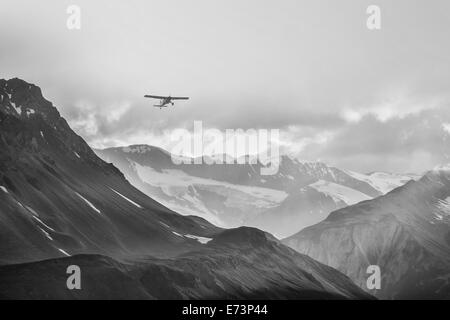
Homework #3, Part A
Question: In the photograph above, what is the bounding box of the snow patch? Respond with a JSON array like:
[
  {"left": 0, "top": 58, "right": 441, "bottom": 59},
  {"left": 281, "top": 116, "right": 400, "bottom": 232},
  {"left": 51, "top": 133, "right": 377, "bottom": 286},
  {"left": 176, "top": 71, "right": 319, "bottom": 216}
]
[
  {"left": 310, "top": 180, "right": 371, "bottom": 205},
  {"left": 11, "top": 102, "right": 22, "bottom": 115},
  {"left": 184, "top": 234, "right": 213, "bottom": 244},
  {"left": 58, "top": 248, "right": 70, "bottom": 256},
  {"left": 171, "top": 231, "right": 212, "bottom": 244},
  {"left": 26, "top": 108, "right": 35, "bottom": 117},
  {"left": 74, "top": 152, "right": 81, "bottom": 158},
  {"left": 345, "top": 170, "right": 417, "bottom": 194},
  {"left": 38, "top": 227, "right": 53, "bottom": 241},
  {"left": 130, "top": 161, "right": 287, "bottom": 226},
  {"left": 110, "top": 188, "right": 143, "bottom": 208},
  {"left": 25, "top": 205, "right": 40, "bottom": 217},
  {"left": 32, "top": 215, "right": 55, "bottom": 232},
  {"left": 75, "top": 192, "right": 101, "bottom": 214},
  {"left": 0, "top": 186, "right": 8, "bottom": 193},
  {"left": 435, "top": 198, "right": 450, "bottom": 219},
  {"left": 132, "top": 162, "right": 287, "bottom": 202},
  {"left": 159, "top": 221, "right": 171, "bottom": 229}
]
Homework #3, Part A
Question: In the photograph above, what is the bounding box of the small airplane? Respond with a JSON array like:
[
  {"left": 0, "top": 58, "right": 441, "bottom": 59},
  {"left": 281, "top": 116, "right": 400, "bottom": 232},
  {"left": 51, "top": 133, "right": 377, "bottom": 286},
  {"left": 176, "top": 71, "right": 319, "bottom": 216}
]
[{"left": 144, "top": 94, "right": 189, "bottom": 108}]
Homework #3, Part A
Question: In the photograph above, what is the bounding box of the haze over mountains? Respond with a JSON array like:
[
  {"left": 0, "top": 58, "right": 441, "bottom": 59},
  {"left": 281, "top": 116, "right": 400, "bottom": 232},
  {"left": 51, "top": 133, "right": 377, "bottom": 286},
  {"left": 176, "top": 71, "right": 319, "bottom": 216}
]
[
  {"left": 96, "top": 145, "right": 418, "bottom": 237},
  {"left": 283, "top": 167, "right": 450, "bottom": 299},
  {"left": 0, "top": 78, "right": 370, "bottom": 299},
  {"left": 93, "top": 119, "right": 450, "bottom": 300}
]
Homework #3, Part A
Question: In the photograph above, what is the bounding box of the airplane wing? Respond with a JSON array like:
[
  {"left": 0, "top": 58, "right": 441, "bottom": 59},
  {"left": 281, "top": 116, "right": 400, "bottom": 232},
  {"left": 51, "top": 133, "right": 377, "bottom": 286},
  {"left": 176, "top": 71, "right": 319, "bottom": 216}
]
[
  {"left": 144, "top": 95, "right": 168, "bottom": 99},
  {"left": 170, "top": 96, "right": 189, "bottom": 100}
]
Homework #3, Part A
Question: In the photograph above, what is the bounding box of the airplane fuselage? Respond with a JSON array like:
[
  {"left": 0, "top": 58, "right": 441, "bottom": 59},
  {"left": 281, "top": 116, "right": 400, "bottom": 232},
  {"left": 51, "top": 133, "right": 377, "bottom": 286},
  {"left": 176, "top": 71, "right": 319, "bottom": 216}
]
[{"left": 155, "top": 97, "right": 173, "bottom": 107}]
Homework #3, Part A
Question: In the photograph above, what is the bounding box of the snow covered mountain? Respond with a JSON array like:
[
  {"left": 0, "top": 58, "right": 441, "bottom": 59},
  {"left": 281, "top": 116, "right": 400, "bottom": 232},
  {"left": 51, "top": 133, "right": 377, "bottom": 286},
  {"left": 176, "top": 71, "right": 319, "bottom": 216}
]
[
  {"left": 283, "top": 168, "right": 450, "bottom": 299},
  {"left": 344, "top": 170, "right": 421, "bottom": 194},
  {"left": 0, "top": 78, "right": 371, "bottom": 299},
  {"left": 309, "top": 180, "right": 372, "bottom": 205},
  {"left": 96, "top": 145, "right": 290, "bottom": 227},
  {"left": 96, "top": 145, "right": 417, "bottom": 237}
]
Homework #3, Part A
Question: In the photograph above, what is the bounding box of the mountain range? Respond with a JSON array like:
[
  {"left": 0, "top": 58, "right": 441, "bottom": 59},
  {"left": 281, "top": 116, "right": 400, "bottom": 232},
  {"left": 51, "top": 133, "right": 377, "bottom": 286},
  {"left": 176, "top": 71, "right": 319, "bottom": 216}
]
[
  {"left": 96, "top": 145, "right": 418, "bottom": 237},
  {"left": 0, "top": 78, "right": 370, "bottom": 299}
]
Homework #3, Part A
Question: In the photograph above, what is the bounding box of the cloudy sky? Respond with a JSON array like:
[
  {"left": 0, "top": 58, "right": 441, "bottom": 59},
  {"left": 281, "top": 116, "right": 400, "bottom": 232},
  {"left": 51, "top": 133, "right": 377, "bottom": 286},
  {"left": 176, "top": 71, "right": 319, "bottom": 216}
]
[{"left": 1, "top": 0, "right": 450, "bottom": 173}]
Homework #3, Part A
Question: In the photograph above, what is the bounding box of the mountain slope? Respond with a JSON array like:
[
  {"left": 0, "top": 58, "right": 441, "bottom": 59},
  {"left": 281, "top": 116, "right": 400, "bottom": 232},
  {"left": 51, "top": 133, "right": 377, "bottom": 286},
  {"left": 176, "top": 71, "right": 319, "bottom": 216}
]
[
  {"left": 0, "top": 78, "right": 370, "bottom": 299},
  {"left": 96, "top": 145, "right": 416, "bottom": 237},
  {"left": 0, "top": 227, "right": 372, "bottom": 300},
  {"left": 96, "top": 146, "right": 396, "bottom": 234},
  {"left": 0, "top": 78, "right": 219, "bottom": 265},
  {"left": 248, "top": 180, "right": 375, "bottom": 237},
  {"left": 96, "top": 146, "right": 295, "bottom": 227},
  {"left": 247, "top": 187, "right": 347, "bottom": 238},
  {"left": 283, "top": 169, "right": 450, "bottom": 299}
]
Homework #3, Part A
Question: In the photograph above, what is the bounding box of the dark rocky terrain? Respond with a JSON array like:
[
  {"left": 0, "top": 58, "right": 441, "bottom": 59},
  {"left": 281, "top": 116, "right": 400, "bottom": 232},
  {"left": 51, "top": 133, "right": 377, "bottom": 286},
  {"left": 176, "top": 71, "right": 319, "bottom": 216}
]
[{"left": 0, "top": 227, "right": 372, "bottom": 300}]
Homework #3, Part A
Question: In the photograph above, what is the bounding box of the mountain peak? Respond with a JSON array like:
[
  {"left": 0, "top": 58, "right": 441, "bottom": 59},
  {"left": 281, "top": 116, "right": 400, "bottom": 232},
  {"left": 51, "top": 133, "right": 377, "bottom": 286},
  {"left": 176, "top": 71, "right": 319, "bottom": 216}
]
[
  {"left": 0, "top": 78, "right": 124, "bottom": 178},
  {"left": 0, "top": 78, "right": 57, "bottom": 121},
  {"left": 1, "top": 78, "right": 43, "bottom": 100}
]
